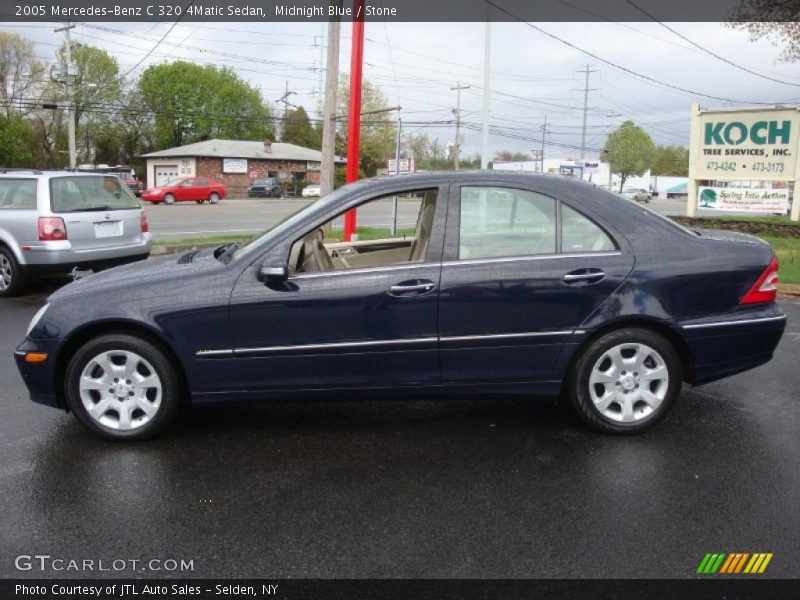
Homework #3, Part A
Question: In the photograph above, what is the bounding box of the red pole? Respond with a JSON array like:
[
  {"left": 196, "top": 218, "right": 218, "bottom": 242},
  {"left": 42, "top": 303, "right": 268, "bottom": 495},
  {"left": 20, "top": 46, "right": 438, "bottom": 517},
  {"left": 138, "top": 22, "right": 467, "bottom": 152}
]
[{"left": 343, "top": 0, "right": 365, "bottom": 242}]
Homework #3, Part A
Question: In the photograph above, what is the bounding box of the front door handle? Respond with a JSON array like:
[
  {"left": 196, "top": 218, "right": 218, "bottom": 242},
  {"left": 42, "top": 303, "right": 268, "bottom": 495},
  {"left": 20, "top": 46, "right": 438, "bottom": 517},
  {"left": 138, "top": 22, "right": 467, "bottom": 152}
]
[
  {"left": 388, "top": 279, "right": 436, "bottom": 296},
  {"left": 562, "top": 268, "right": 606, "bottom": 284}
]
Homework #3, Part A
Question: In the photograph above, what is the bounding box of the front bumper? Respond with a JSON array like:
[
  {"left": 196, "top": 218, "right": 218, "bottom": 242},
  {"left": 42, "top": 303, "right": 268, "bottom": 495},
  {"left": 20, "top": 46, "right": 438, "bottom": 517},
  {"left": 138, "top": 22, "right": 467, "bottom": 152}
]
[{"left": 15, "top": 338, "right": 63, "bottom": 408}]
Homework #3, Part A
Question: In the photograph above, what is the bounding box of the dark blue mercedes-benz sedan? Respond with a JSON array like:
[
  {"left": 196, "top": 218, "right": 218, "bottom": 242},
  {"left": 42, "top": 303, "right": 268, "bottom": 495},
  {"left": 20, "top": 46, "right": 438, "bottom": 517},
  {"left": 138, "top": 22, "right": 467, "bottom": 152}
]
[{"left": 14, "top": 172, "right": 786, "bottom": 439}]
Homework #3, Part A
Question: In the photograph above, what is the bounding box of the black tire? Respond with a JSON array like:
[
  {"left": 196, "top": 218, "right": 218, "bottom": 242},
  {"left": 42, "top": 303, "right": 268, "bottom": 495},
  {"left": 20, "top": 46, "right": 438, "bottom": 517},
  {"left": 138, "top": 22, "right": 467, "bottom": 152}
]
[
  {"left": 196, "top": 199, "right": 205, "bottom": 204},
  {"left": 0, "top": 245, "right": 26, "bottom": 297},
  {"left": 567, "top": 327, "right": 682, "bottom": 434},
  {"left": 64, "top": 333, "right": 182, "bottom": 441},
  {"left": 164, "top": 193, "right": 175, "bottom": 205}
]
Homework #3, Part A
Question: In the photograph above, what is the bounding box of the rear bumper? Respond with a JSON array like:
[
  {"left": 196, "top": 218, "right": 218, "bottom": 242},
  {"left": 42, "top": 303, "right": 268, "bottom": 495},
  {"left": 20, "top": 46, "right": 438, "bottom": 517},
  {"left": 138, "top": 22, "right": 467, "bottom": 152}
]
[
  {"left": 680, "top": 309, "right": 786, "bottom": 385},
  {"left": 19, "top": 236, "right": 151, "bottom": 272}
]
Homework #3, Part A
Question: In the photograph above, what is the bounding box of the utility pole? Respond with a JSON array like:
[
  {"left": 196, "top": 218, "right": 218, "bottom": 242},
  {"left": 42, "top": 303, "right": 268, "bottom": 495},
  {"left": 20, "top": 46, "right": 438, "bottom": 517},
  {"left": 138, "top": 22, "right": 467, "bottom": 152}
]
[
  {"left": 577, "top": 64, "right": 599, "bottom": 160},
  {"left": 390, "top": 115, "right": 401, "bottom": 236},
  {"left": 55, "top": 23, "right": 76, "bottom": 168},
  {"left": 451, "top": 82, "right": 470, "bottom": 170},
  {"left": 320, "top": 5, "right": 341, "bottom": 198},
  {"left": 480, "top": 15, "right": 491, "bottom": 169},
  {"left": 540, "top": 115, "right": 549, "bottom": 173},
  {"left": 276, "top": 81, "right": 296, "bottom": 142}
]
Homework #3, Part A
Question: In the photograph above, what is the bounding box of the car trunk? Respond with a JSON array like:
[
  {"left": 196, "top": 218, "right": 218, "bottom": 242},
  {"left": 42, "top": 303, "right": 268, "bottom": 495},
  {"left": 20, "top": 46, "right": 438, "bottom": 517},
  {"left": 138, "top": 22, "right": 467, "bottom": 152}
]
[{"left": 64, "top": 208, "right": 144, "bottom": 251}]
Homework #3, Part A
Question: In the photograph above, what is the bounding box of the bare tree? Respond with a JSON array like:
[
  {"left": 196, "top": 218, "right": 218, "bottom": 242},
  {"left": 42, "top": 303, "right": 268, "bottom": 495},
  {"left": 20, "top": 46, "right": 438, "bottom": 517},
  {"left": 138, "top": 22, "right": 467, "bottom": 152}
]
[
  {"left": 728, "top": 1, "right": 800, "bottom": 62},
  {"left": 0, "top": 32, "right": 45, "bottom": 117}
]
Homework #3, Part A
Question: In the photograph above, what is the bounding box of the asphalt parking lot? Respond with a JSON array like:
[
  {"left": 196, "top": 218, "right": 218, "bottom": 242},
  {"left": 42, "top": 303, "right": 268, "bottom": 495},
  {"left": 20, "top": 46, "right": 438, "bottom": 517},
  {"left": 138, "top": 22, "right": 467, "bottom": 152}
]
[{"left": 0, "top": 281, "right": 798, "bottom": 579}]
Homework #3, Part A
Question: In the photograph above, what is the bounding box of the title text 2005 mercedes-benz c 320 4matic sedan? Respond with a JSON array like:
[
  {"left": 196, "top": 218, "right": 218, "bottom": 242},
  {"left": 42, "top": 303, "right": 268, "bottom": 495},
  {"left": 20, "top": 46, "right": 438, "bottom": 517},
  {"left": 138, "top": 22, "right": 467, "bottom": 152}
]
[{"left": 14, "top": 172, "right": 786, "bottom": 440}]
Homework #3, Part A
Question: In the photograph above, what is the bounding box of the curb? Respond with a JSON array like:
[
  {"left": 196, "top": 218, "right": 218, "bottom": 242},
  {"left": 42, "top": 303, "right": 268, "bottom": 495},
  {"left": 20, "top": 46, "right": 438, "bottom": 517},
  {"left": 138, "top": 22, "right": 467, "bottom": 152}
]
[{"left": 778, "top": 284, "right": 800, "bottom": 300}]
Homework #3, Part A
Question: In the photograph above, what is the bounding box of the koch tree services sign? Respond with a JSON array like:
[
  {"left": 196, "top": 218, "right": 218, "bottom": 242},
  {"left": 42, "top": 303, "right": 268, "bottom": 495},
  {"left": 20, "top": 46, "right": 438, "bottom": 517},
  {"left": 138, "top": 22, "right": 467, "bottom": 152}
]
[{"left": 689, "top": 105, "right": 800, "bottom": 181}]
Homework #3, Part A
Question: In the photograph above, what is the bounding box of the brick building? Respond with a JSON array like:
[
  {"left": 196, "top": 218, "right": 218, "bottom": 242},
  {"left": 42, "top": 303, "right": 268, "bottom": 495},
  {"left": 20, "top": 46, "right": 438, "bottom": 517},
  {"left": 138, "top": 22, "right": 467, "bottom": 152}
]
[{"left": 141, "top": 139, "right": 344, "bottom": 196}]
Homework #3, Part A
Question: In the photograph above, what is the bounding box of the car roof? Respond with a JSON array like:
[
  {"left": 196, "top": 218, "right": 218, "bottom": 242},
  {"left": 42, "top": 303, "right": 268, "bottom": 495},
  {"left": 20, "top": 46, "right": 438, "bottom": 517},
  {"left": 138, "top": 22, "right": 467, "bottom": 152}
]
[{"left": 0, "top": 170, "right": 116, "bottom": 179}]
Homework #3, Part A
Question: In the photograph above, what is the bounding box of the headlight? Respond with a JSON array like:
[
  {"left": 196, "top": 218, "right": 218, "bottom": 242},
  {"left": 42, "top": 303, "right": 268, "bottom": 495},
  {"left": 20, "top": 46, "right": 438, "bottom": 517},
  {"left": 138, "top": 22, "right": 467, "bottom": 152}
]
[{"left": 26, "top": 303, "right": 49, "bottom": 336}]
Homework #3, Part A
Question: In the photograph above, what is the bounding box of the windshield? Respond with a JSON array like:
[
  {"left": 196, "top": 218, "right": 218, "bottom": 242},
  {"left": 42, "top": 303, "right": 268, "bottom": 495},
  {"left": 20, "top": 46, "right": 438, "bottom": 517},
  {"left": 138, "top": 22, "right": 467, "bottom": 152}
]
[
  {"left": 254, "top": 179, "right": 274, "bottom": 186},
  {"left": 50, "top": 176, "right": 140, "bottom": 213}
]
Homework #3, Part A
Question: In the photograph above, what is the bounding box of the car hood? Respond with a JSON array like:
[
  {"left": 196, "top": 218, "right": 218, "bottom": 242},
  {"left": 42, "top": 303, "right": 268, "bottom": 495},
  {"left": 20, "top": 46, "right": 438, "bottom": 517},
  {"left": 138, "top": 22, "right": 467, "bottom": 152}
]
[{"left": 47, "top": 247, "right": 225, "bottom": 302}]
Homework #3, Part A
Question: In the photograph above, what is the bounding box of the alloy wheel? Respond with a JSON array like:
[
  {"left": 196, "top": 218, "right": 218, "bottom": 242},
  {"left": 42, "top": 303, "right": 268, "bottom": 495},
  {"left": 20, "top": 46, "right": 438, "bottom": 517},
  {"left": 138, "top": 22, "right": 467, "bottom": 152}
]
[
  {"left": 0, "top": 254, "right": 11, "bottom": 291},
  {"left": 588, "top": 342, "right": 669, "bottom": 423},
  {"left": 78, "top": 350, "right": 163, "bottom": 431}
]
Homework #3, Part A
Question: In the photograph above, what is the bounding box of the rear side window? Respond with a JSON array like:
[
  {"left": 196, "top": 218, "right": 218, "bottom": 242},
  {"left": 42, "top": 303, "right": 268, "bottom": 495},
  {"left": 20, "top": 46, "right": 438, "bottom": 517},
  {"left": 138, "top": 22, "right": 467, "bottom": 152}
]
[
  {"left": 0, "top": 179, "right": 36, "bottom": 210},
  {"left": 50, "top": 176, "right": 140, "bottom": 213},
  {"left": 561, "top": 204, "right": 616, "bottom": 252},
  {"left": 459, "top": 186, "right": 556, "bottom": 259}
]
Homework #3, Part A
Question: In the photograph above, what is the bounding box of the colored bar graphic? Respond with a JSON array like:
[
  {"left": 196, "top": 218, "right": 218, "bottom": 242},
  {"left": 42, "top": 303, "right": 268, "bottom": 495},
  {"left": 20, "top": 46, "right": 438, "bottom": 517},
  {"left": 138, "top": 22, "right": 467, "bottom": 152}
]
[{"left": 701, "top": 552, "right": 772, "bottom": 574}]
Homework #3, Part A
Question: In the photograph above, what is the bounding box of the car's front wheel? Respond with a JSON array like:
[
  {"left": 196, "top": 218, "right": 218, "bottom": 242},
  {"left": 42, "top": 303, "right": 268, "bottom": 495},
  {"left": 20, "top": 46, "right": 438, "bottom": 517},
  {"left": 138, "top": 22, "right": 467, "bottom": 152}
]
[
  {"left": 0, "top": 246, "right": 26, "bottom": 297},
  {"left": 64, "top": 334, "right": 182, "bottom": 440},
  {"left": 164, "top": 193, "right": 175, "bottom": 205},
  {"left": 567, "top": 327, "right": 682, "bottom": 434}
]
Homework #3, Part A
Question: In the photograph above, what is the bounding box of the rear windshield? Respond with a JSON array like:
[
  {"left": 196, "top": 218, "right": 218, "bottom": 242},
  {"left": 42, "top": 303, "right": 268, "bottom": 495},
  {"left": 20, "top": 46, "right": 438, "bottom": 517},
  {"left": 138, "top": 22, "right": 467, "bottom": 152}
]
[{"left": 50, "top": 176, "right": 140, "bottom": 213}]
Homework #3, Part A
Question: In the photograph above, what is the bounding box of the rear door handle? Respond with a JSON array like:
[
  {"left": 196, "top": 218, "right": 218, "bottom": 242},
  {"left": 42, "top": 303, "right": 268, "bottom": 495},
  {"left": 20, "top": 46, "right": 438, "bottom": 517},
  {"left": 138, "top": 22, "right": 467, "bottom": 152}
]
[
  {"left": 562, "top": 269, "right": 606, "bottom": 284},
  {"left": 388, "top": 279, "right": 436, "bottom": 296}
]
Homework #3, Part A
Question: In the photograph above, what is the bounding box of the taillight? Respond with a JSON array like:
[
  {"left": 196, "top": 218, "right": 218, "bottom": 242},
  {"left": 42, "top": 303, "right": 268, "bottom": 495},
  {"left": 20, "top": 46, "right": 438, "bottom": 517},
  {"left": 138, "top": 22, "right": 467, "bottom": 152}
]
[
  {"left": 740, "top": 254, "right": 779, "bottom": 305},
  {"left": 140, "top": 211, "right": 149, "bottom": 233},
  {"left": 38, "top": 217, "right": 67, "bottom": 241}
]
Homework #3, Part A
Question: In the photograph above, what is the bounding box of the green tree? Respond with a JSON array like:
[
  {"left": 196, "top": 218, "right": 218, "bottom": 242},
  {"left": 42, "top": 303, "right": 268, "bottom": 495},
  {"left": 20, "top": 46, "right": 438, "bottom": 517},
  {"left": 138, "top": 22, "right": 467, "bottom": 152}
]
[
  {"left": 652, "top": 145, "right": 689, "bottom": 176},
  {"left": 0, "top": 114, "right": 34, "bottom": 166},
  {"left": 0, "top": 32, "right": 45, "bottom": 118},
  {"left": 336, "top": 75, "right": 396, "bottom": 176},
  {"left": 139, "top": 61, "right": 274, "bottom": 149},
  {"left": 58, "top": 43, "right": 122, "bottom": 162},
  {"left": 729, "top": 2, "right": 800, "bottom": 62},
  {"left": 282, "top": 106, "right": 320, "bottom": 148},
  {"left": 603, "top": 120, "right": 656, "bottom": 191}
]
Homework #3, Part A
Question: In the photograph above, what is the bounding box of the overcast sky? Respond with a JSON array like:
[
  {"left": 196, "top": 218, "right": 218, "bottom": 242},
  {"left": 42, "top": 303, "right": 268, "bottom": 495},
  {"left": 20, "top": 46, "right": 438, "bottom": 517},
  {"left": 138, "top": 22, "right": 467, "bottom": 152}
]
[{"left": 4, "top": 19, "right": 800, "bottom": 160}]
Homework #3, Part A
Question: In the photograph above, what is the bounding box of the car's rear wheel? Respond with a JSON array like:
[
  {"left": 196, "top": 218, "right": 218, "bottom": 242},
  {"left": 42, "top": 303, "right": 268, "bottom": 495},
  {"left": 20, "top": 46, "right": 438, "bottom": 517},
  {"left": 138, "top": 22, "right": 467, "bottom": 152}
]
[
  {"left": 567, "top": 327, "right": 682, "bottom": 434},
  {"left": 209, "top": 192, "right": 220, "bottom": 204},
  {"left": 64, "top": 334, "right": 182, "bottom": 440},
  {"left": 164, "top": 193, "right": 175, "bottom": 205},
  {"left": 0, "top": 246, "right": 26, "bottom": 297}
]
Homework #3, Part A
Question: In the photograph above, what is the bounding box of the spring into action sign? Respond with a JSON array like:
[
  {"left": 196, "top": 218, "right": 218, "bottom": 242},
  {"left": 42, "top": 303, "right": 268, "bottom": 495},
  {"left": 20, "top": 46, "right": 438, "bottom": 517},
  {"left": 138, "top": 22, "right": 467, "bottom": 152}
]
[{"left": 698, "top": 187, "right": 790, "bottom": 214}]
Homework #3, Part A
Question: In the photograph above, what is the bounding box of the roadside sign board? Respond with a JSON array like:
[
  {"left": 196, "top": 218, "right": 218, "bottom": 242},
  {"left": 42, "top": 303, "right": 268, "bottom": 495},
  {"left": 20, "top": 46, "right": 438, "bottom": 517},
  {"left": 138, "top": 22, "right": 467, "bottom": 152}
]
[
  {"left": 689, "top": 106, "right": 800, "bottom": 182},
  {"left": 698, "top": 186, "right": 789, "bottom": 214},
  {"left": 387, "top": 157, "right": 416, "bottom": 175}
]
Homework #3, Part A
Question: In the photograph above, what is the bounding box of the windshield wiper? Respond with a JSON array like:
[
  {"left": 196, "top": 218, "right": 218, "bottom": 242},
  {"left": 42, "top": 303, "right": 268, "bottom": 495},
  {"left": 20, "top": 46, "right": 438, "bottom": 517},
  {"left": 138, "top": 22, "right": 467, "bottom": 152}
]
[{"left": 216, "top": 241, "right": 242, "bottom": 263}]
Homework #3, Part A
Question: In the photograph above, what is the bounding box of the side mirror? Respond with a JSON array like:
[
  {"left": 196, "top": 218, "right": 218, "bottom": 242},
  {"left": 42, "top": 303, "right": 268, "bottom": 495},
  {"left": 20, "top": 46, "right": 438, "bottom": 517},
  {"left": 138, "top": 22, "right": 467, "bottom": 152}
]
[{"left": 257, "top": 262, "right": 288, "bottom": 283}]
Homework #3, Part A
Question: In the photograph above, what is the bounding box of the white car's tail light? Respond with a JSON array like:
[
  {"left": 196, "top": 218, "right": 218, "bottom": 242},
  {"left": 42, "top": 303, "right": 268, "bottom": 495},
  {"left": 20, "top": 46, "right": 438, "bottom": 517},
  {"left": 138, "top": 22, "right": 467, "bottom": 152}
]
[
  {"left": 38, "top": 217, "right": 67, "bottom": 241},
  {"left": 141, "top": 212, "right": 149, "bottom": 233}
]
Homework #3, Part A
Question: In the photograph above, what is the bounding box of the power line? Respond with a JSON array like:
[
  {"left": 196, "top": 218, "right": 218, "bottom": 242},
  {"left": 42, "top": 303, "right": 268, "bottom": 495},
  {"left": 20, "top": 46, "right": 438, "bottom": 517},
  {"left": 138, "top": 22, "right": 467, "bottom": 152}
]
[
  {"left": 484, "top": 0, "right": 781, "bottom": 106},
  {"left": 622, "top": 0, "right": 800, "bottom": 87}
]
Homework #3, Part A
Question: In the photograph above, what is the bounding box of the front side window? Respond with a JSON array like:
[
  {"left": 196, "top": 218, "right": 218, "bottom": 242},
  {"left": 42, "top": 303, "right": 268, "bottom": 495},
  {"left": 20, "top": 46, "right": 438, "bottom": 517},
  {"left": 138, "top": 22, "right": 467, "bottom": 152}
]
[
  {"left": 0, "top": 179, "right": 36, "bottom": 209},
  {"left": 289, "top": 188, "right": 439, "bottom": 274},
  {"left": 50, "top": 176, "right": 140, "bottom": 213},
  {"left": 459, "top": 186, "right": 556, "bottom": 259},
  {"left": 561, "top": 204, "right": 616, "bottom": 252}
]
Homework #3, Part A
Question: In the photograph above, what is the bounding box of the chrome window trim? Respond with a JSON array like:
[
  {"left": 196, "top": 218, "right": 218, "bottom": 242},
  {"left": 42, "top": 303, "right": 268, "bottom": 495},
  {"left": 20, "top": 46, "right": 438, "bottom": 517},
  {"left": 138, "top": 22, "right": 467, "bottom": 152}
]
[
  {"left": 681, "top": 315, "right": 787, "bottom": 330},
  {"left": 288, "top": 251, "right": 623, "bottom": 280},
  {"left": 195, "top": 330, "right": 586, "bottom": 357},
  {"left": 442, "top": 251, "right": 621, "bottom": 268}
]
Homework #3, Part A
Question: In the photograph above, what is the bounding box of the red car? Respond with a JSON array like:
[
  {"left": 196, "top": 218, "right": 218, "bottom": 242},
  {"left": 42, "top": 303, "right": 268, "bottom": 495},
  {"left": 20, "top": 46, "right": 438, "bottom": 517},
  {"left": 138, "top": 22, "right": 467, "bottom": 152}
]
[{"left": 141, "top": 177, "right": 227, "bottom": 205}]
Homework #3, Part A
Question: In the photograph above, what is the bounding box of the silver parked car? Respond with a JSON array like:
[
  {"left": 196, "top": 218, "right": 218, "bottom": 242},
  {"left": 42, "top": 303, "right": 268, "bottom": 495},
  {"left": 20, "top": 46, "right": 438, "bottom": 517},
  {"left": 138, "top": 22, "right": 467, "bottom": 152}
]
[
  {"left": 0, "top": 170, "right": 151, "bottom": 297},
  {"left": 622, "top": 188, "right": 652, "bottom": 203}
]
